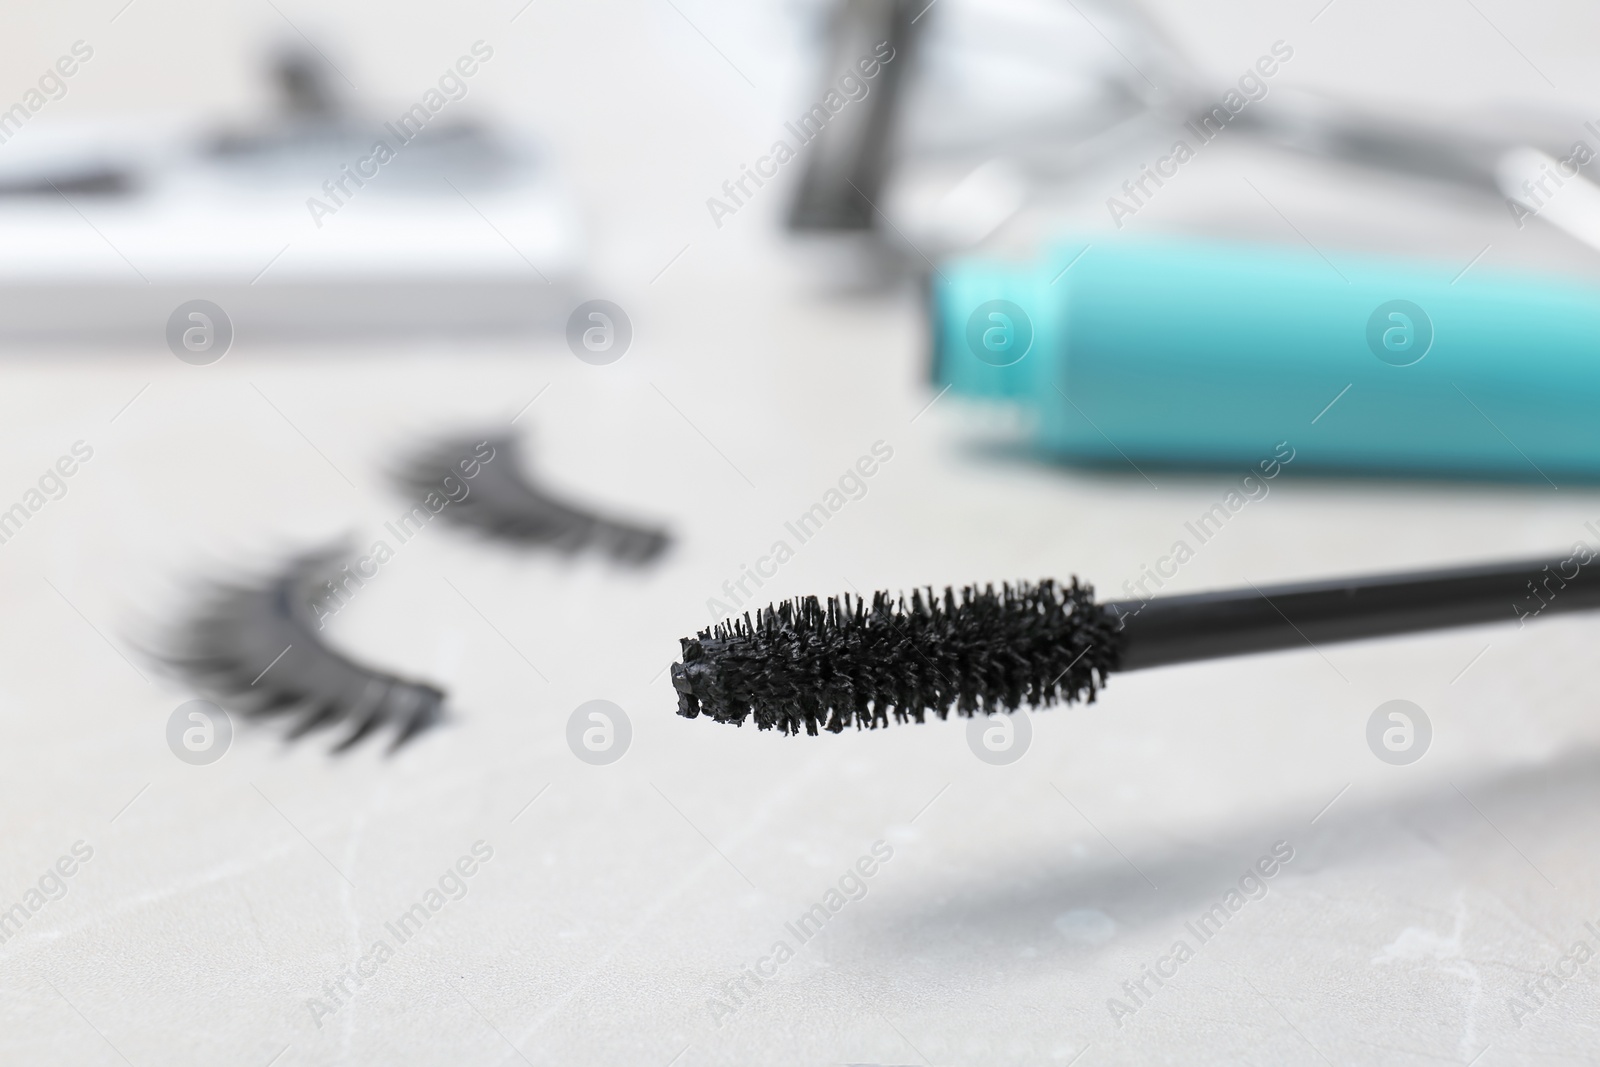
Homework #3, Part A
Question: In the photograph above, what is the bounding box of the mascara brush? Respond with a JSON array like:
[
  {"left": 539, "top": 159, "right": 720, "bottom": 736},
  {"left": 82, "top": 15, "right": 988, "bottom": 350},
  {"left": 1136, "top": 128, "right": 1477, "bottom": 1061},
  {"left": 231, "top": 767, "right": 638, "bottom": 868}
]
[{"left": 670, "top": 555, "right": 1600, "bottom": 735}]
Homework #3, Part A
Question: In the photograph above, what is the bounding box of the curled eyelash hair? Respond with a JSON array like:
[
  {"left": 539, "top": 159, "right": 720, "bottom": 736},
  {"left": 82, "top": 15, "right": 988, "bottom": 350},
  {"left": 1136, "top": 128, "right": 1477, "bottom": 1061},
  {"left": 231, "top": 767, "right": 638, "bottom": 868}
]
[
  {"left": 162, "top": 547, "right": 446, "bottom": 751},
  {"left": 393, "top": 434, "right": 670, "bottom": 565}
]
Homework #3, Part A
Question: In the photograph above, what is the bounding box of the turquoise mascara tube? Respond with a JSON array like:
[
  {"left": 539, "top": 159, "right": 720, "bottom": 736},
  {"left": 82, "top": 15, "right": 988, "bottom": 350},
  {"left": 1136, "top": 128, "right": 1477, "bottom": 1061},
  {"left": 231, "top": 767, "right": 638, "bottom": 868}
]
[{"left": 932, "top": 236, "right": 1600, "bottom": 481}]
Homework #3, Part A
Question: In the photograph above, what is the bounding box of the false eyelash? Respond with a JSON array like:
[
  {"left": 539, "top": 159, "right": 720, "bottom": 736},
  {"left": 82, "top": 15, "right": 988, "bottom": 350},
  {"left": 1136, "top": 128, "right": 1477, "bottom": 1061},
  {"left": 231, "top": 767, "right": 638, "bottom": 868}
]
[
  {"left": 394, "top": 433, "right": 671, "bottom": 565},
  {"left": 163, "top": 547, "right": 446, "bottom": 752}
]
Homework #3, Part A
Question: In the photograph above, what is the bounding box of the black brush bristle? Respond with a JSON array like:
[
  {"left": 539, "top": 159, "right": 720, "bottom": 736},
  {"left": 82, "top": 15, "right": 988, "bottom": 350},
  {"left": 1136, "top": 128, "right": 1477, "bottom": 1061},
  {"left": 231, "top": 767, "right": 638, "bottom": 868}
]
[{"left": 671, "top": 579, "right": 1123, "bottom": 735}]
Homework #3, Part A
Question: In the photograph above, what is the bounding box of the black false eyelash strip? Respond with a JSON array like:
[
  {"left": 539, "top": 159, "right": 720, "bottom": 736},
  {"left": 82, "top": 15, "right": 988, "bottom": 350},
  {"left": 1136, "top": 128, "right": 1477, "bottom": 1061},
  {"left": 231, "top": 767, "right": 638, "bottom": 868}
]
[
  {"left": 393, "top": 434, "right": 670, "bottom": 565},
  {"left": 165, "top": 548, "right": 445, "bottom": 751}
]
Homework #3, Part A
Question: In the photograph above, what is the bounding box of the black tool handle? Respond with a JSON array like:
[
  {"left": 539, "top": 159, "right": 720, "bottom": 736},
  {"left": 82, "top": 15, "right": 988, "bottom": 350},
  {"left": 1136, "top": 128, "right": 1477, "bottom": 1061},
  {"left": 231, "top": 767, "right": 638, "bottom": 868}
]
[{"left": 1104, "top": 555, "right": 1600, "bottom": 670}]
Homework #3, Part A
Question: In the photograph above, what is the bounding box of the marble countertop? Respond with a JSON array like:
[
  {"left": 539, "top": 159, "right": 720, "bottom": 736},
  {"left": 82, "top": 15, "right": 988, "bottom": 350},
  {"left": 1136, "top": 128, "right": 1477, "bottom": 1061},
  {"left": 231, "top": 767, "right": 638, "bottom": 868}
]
[{"left": 4, "top": 0, "right": 1600, "bottom": 1063}]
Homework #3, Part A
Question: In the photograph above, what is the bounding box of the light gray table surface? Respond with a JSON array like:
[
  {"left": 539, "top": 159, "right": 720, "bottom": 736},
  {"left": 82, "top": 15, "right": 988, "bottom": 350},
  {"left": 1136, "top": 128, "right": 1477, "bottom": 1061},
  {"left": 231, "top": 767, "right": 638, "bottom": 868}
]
[{"left": 5, "top": 1, "right": 1600, "bottom": 1063}]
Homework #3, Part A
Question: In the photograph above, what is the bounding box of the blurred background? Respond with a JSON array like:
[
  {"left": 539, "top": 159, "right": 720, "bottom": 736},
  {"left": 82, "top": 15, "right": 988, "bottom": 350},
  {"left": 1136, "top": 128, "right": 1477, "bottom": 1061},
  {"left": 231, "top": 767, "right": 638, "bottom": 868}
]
[{"left": 5, "top": 0, "right": 1600, "bottom": 1063}]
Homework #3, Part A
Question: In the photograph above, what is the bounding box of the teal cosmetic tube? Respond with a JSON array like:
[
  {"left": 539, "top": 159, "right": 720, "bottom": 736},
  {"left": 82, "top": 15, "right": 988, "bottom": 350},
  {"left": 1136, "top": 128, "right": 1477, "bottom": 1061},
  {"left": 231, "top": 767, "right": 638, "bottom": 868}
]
[{"left": 932, "top": 236, "right": 1600, "bottom": 481}]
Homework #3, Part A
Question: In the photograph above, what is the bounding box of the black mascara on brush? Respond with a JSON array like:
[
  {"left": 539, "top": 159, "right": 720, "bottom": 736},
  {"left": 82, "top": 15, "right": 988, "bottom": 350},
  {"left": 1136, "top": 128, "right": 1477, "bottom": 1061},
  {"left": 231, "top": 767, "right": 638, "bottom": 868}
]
[{"left": 669, "top": 555, "right": 1600, "bottom": 736}]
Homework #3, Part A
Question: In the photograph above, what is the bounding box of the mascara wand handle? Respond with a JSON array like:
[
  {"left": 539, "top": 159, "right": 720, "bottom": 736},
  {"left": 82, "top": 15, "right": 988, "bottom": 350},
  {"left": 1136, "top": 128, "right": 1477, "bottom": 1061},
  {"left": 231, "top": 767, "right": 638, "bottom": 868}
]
[{"left": 1105, "top": 555, "right": 1600, "bottom": 671}]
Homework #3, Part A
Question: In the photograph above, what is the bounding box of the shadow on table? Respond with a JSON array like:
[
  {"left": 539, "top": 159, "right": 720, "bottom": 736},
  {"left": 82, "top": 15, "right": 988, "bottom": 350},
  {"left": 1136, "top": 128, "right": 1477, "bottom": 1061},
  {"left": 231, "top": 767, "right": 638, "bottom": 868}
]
[{"left": 858, "top": 742, "right": 1600, "bottom": 954}]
